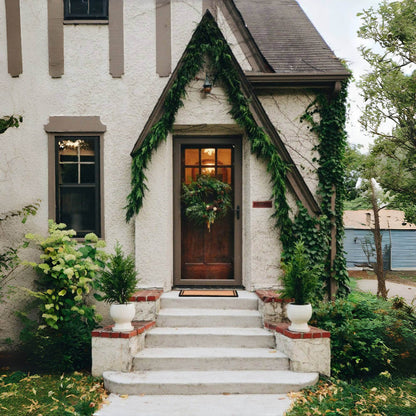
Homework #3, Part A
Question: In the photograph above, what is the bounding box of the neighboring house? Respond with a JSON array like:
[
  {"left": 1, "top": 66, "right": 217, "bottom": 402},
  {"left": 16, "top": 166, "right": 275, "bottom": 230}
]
[
  {"left": 343, "top": 210, "right": 416, "bottom": 270},
  {"left": 0, "top": 0, "right": 349, "bottom": 346}
]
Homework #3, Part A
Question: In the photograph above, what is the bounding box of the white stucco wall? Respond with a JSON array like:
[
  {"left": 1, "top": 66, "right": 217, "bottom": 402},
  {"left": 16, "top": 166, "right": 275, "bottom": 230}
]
[
  {"left": 172, "top": 0, "right": 203, "bottom": 68},
  {"left": 259, "top": 91, "right": 320, "bottom": 197},
  {"left": 0, "top": 0, "right": 320, "bottom": 347},
  {"left": 242, "top": 139, "right": 281, "bottom": 290},
  {"left": 175, "top": 77, "right": 235, "bottom": 125},
  {"left": 135, "top": 137, "right": 173, "bottom": 290}
]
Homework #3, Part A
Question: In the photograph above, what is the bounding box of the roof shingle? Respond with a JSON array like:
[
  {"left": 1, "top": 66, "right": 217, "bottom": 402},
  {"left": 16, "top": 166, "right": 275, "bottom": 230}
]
[
  {"left": 343, "top": 210, "right": 416, "bottom": 230},
  {"left": 233, "top": 0, "right": 349, "bottom": 75}
]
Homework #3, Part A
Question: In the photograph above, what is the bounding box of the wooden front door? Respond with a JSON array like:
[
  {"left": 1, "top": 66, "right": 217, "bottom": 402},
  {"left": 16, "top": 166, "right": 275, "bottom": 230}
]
[{"left": 173, "top": 137, "right": 242, "bottom": 287}]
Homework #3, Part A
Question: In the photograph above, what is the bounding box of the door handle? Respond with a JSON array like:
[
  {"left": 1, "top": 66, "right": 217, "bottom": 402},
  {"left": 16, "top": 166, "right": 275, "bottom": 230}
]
[{"left": 234, "top": 205, "right": 240, "bottom": 220}]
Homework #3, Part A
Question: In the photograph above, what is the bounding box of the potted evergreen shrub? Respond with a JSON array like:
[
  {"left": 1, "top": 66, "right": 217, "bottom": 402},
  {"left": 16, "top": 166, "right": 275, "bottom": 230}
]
[
  {"left": 95, "top": 243, "right": 139, "bottom": 332},
  {"left": 280, "top": 239, "right": 321, "bottom": 333}
]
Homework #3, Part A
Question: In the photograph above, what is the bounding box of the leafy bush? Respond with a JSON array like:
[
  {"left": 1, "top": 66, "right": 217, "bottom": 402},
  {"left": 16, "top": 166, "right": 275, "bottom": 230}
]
[
  {"left": 280, "top": 239, "right": 322, "bottom": 305},
  {"left": 18, "top": 221, "right": 106, "bottom": 372},
  {"left": 311, "top": 291, "right": 416, "bottom": 379},
  {"left": 95, "top": 242, "right": 138, "bottom": 304}
]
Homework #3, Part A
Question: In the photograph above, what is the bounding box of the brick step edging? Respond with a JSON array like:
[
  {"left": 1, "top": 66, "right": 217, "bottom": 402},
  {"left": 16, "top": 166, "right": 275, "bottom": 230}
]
[
  {"left": 129, "top": 289, "right": 163, "bottom": 302},
  {"left": 92, "top": 320, "right": 156, "bottom": 339},
  {"left": 265, "top": 322, "right": 330, "bottom": 339}
]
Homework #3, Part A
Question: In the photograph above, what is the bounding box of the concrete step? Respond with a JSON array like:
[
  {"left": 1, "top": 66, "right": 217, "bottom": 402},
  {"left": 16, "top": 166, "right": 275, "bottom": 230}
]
[
  {"left": 133, "top": 347, "right": 289, "bottom": 371},
  {"left": 103, "top": 369, "right": 319, "bottom": 395},
  {"left": 94, "top": 393, "right": 292, "bottom": 416},
  {"left": 145, "top": 327, "right": 275, "bottom": 348},
  {"left": 160, "top": 291, "right": 259, "bottom": 310},
  {"left": 156, "top": 308, "right": 262, "bottom": 328}
]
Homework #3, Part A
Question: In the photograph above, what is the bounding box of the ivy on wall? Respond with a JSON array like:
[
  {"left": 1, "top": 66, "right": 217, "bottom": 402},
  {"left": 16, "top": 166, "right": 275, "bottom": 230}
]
[
  {"left": 0, "top": 116, "right": 22, "bottom": 134},
  {"left": 301, "top": 80, "right": 351, "bottom": 295},
  {"left": 125, "top": 13, "right": 350, "bottom": 296}
]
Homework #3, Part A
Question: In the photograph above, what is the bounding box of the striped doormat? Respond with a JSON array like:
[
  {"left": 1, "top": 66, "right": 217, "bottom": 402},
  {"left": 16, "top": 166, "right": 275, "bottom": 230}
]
[{"left": 179, "top": 289, "right": 238, "bottom": 297}]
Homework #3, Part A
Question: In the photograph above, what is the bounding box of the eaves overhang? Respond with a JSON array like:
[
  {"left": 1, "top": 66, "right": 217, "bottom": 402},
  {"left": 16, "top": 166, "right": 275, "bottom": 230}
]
[{"left": 246, "top": 71, "right": 351, "bottom": 92}]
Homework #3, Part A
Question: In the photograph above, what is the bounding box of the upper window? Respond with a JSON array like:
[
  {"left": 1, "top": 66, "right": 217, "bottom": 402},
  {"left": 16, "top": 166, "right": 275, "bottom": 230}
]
[
  {"left": 56, "top": 136, "right": 101, "bottom": 237},
  {"left": 64, "top": 0, "right": 109, "bottom": 20}
]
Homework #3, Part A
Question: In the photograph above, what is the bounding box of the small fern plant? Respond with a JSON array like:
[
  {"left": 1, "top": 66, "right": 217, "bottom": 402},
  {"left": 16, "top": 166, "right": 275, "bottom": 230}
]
[
  {"left": 95, "top": 243, "right": 138, "bottom": 304},
  {"left": 280, "top": 240, "right": 321, "bottom": 305}
]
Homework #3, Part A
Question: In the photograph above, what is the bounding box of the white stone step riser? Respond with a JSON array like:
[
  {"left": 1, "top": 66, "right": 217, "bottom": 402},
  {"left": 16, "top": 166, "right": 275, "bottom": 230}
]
[
  {"left": 160, "top": 298, "right": 258, "bottom": 310},
  {"left": 156, "top": 315, "right": 262, "bottom": 328},
  {"left": 103, "top": 290, "right": 321, "bottom": 397},
  {"left": 104, "top": 381, "right": 310, "bottom": 395},
  {"left": 146, "top": 334, "right": 275, "bottom": 348},
  {"left": 133, "top": 357, "right": 289, "bottom": 371},
  {"left": 103, "top": 370, "right": 319, "bottom": 396}
]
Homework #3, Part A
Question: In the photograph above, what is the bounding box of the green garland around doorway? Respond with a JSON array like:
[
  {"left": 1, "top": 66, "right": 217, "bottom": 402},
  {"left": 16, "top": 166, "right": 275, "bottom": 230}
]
[
  {"left": 125, "top": 13, "right": 291, "bottom": 249},
  {"left": 125, "top": 13, "right": 349, "bottom": 296}
]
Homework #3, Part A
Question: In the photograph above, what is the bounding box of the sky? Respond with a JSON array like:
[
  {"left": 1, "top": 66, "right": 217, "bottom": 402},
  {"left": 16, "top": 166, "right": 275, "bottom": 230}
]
[{"left": 296, "top": 0, "right": 383, "bottom": 151}]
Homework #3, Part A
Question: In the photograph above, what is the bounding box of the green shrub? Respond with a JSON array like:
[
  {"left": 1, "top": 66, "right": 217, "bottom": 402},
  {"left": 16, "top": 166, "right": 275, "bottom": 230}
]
[
  {"left": 280, "top": 239, "right": 322, "bottom": 305},
  {"left": 19, "top": 221, "right": 106, "bottom": 372},
  {"left": 311, "top": 291, "right": 416, "bottom": 379},
  {"left": 95, "top": 242, "right": 138, "bottom": 304}
]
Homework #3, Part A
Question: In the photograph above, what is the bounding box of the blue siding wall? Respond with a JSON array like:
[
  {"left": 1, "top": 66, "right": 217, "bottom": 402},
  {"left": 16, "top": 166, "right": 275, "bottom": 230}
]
[
  {"left": 344, "top": 229, "right": 416, "bottom": 269},
  {"left": 344, "top": 229, "right": 387, "bottom": 268},
  {"left": 390, "top": 230, "right": 416, "bottom": 269}
]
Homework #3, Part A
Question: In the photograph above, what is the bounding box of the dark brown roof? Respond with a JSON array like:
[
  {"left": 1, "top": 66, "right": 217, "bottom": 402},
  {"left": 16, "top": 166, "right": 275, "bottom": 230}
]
[{"left": 233, "top": 0, "right": 349, "bottom": 75}]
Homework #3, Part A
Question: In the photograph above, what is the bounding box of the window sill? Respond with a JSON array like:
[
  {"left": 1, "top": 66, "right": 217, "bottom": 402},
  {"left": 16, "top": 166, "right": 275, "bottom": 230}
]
[
  {"left": 64, "top": 20, "right": 108, "bottom": 25},
  {"left": 73, "top": 237, "right": 103, "bottom": 242}
]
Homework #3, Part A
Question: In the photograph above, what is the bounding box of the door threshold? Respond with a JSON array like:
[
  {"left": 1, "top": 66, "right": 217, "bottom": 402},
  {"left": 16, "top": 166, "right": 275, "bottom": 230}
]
[{"left": 173, "top": 285, "right": 246, "bottom": 290}]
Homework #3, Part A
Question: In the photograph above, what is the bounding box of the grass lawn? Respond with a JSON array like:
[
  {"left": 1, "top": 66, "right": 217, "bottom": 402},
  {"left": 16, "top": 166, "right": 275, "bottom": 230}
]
[
  {"left": 0, "top": 370, "right": 107, "bottom": 416},
  {"left": 286, "top": 375, "right": 416, "bottom": 416}
]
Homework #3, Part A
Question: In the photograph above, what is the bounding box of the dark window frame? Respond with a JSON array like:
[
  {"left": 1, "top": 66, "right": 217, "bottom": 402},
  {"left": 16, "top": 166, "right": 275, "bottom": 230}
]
[
  {"left": 64, "top": 0, "right": 109, "bottom": 21},
  {"left": 45, "top": 116, "right": 106, "bottom": 239},
  {"left": 55, "top": 135, "right": 101, "bottom": 237}
]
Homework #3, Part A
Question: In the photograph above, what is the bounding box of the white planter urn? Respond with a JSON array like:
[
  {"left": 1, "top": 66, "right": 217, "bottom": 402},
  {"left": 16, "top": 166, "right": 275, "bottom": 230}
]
[
  {"left": 287, "top": 303, "right": 312, "bottom": 333},
  {"left": 110, "top": 303, "right": 135, "bottom": 332}
]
